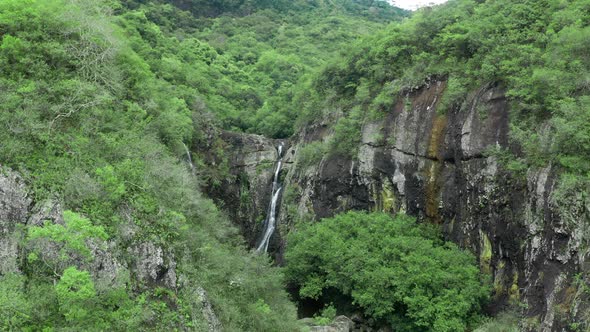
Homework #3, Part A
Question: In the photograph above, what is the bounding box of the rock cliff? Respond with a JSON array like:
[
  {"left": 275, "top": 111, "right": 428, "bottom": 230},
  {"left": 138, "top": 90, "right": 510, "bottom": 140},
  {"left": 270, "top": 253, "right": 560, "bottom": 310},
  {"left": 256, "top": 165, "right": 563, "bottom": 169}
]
[
  {"left": 203, "top": 131, "right": 290, "bottom": 255},
  {"left": 208, "top": 80, "right": 589, "bottom": 330},
  {"left": 0, "top": 166, "right": 222, "bottom": 331}
]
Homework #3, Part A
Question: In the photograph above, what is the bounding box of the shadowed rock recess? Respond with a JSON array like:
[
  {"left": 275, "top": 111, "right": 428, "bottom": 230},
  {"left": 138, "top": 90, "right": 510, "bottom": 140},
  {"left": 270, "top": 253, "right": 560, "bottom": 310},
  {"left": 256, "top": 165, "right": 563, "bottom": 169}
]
[{"left": 207, "top": 80, "right": 590, "bottom": 331}]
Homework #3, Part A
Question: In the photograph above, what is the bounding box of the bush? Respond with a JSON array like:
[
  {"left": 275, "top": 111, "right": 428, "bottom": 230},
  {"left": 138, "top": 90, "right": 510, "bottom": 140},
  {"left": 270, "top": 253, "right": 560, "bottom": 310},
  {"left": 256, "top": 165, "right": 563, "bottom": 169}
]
[
  {"left": 296, "top": 141, "right": 328, "bottom": 169},
  {"left": 474, "top": 311, "right": 520, "bottom": 332},
  {"left": 330, "top": 107, "right": 362, "bottom": 158},
  {"left": 285, "top": 211, "right": 490, "bottom": 331}
]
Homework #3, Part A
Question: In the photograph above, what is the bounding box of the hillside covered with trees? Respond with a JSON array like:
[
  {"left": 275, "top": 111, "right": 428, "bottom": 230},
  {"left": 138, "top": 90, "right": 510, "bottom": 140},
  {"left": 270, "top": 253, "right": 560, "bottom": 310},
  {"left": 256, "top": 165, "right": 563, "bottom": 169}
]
[{"left": 0, "top": 0, "right": 589, "bottom": 331}]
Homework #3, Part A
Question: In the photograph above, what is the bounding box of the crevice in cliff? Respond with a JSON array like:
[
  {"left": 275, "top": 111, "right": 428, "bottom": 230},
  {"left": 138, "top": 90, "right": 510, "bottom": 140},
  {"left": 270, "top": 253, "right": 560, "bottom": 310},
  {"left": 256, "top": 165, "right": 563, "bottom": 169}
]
[
  {"left": 362, "top": 142, "right": 455, "bottom": 164},
  {"left": 366, "top": 143, "right": 488, "bottom": 164}
]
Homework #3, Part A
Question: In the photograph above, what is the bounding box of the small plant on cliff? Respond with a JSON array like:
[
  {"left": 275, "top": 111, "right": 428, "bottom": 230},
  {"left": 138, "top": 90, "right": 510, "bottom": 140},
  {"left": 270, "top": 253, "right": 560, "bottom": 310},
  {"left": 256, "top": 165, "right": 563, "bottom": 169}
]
[
  {"left": 285, "top": 211, "right": 491, "bottom": 332},
  {"left": 297, "top": 141, "right": 328, "bottom": 169},
  {"left": 314, "top": 303, "right": 337, "bottom": 325},
  {"left": 474, "top": 311, "right": 519, "bottom": 332},
  {"left": 330, "top": 107, "right": 362, "bottom": 158}
]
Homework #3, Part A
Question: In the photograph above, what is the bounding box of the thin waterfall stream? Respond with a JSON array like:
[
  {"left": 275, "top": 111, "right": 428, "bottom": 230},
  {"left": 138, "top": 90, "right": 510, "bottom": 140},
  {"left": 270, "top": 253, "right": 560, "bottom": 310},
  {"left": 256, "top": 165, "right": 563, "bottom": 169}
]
[
  {"left": 256, "top": 142, "right": 284, "bottom": 253},
  {"left": 183, "top": 142, "right": 196, "bottom": 176}
]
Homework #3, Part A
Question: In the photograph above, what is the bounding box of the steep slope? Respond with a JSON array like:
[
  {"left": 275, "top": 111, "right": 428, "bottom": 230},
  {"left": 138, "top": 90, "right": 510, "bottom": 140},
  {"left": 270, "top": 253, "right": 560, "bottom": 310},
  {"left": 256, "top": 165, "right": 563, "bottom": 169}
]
[
  {"left": 0, "top": 1, "right": 300, "bottom": 330},
  {"left": 120, "top": 0, "right": 407, "bottom": 137},
  {"left": 210, "top": 79, "right": 589, "bottom": 331},
  {"left": 280, "top": 80, "right": 588, "bottom": 330}
]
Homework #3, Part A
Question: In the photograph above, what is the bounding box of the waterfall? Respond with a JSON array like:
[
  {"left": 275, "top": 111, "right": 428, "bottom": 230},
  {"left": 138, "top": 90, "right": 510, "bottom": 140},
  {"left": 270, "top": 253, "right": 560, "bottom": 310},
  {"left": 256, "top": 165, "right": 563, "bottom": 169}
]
[
  {"left": 183, "top": 142, "right": 196, "bottom": 176},
  {"left": 256, "top": 143, "right": 284, "bottom": 253}
]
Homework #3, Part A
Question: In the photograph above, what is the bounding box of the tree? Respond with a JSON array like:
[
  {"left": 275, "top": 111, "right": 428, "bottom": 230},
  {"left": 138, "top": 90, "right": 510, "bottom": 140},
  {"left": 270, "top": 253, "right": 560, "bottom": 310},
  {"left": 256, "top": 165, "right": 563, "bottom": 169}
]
[
  {"left": 285, "top": 211, "right": 490, "bottom": 331},
  {"left": 55, "top": 267, "right": 97, "bottom": 323},
  {"left": 0, "top": 274, "right": 32, "bottom": 331}
]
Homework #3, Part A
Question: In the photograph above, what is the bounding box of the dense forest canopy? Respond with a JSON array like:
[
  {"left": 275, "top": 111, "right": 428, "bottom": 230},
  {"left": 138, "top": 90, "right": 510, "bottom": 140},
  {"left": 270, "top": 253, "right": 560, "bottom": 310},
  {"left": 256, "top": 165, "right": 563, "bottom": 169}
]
[
  {"left": 114, "top": 0, "right": 407, "bottom": 137},
  {"left": 285, "top": 211, "right": 490, "bottom": 331}
]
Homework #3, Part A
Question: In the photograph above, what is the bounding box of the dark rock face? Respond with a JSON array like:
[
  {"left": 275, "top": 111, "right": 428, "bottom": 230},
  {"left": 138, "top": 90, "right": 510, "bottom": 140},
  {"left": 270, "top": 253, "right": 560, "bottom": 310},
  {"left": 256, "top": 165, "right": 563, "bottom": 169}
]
[
  {"left": 202, "top": 131, "right": 288, "bottom": 252},
  {"left": 207, "top": 80, "right": 589, "bottom": 330}
]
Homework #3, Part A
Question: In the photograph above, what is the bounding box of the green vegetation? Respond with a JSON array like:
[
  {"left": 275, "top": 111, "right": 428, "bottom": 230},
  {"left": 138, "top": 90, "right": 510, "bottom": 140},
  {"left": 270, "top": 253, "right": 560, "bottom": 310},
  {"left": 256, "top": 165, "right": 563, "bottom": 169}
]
[
  {"left": 28, "top": 211, "right": 108, "bottom": 260},
  {"left": 117, "top": 0, "right": 406, "bottom": 138},
  {"left": 296, "top": 141, "right": 328, "bottom": 169},
  {"left": 474, "top": 311, "right": 520, "bottom": 332},
  {"left": 285, "top": 211, "right": 490, "bottom": 331},
  {"left": 301, "top": 0, "right": 590, "bottom": 197},
  {"left": 314, "top": 303, "right": 337, "bottom": 326},
  {"left": 0, "top": 0, "right": 326, "bottom": 329},
  {"left": 2, "top": 0, "right": 589, "bottom": 329}
]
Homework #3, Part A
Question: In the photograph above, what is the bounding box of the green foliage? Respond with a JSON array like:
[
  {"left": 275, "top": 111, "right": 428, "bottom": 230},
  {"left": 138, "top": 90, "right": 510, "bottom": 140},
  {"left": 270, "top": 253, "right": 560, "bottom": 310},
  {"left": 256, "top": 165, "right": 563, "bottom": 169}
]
[
  {"left": 55, "top": 267, "right": 97, "bottom": 323},
  {"left": 254, "top": 298, "right": 272, "bottom": 315},
  {"left": 331, "top": 107, "right": 363, "bottom": 158},
  {"left": 285, "top": 211, "right": 490, "bottom": 331},
  {"left": 314, "top": 303, "right": 337, "bottom": 326},
  {"left": 474, "top": 311, "right": 520, "bottom": 332},
  {"left": 297, "top": 141, "right": 328, "bottom": 169},
  {"left": 0, "top": 274, "right": 32, "bottom": 331},
  {"left": 309, "top": 0, "right": 590, "bottom": 184},
  {"left": 118, "top": 0, "right": 406, "bottom": 138},
  {"left": 28, "top": 210, "right": 108, "bottom": 260},
  {"left": 0, "top": 0, "right": 304, "bottom": 330}
]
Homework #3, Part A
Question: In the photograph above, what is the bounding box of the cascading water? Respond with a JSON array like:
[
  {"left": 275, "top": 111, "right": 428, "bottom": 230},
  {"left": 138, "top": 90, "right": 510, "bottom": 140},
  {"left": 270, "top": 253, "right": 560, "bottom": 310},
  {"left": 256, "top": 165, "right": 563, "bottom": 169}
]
[
  {"left": 256, "top": 143, "right": 284, "bottom": 253},
  {"left": 183, "top": 142, "right": 196, "bottom": 176}
]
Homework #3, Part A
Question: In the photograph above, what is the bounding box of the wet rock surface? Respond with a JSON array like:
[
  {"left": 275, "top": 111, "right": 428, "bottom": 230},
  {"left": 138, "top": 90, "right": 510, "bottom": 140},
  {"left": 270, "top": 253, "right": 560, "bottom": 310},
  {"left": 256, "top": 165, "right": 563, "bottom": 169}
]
[{"left": 202, "top": 130, "right": 288, "bottom": 252}]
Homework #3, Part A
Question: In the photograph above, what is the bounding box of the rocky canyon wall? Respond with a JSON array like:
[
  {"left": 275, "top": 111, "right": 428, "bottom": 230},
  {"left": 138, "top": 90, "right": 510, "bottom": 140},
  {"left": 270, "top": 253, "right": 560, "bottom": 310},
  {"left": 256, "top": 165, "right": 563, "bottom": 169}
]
[{"left": 208, "top": 80, "right": 589, "bottom": 330}]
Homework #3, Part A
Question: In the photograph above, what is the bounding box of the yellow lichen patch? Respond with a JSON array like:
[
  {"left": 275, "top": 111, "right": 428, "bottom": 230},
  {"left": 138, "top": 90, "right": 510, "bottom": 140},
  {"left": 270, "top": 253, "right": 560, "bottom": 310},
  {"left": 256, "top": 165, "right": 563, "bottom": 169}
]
[
  {"left": 493, "top": 274, "right": 505, "bottom": 299},
  {"left": 492, "top": 259, "right": 507, "bottom": 299},
  {"left": 479, "top": 230, "right": 493, "bottom": 275},
  {"left": 399, "top": 200, "right": 407, "bottom": 214},
  {"left": 425, "top": 162, "right": 442, "bottom": 222},
  {"left": 380, "top": 180, "right": 397, "bottom": 213},
  {"left": 428, "top": 115, "right": 447, "bottom": 160},
  {"left": 509, "top": 272, "right": 520, "bottom": 303},
  {"left": 448, "top": 217, "right": 455, "bottom": 233},
  {"left": 371, "top": 183, "right": 380, "bottom": 212},
  {"left": 424, "top": 114, "right": 447, "bottom": 223},
  {"left": 371, "top": 179, "right": 398, "bottom": 214},
  {"left": 555, "top": 285, "right": 577, "bottom": 318}
]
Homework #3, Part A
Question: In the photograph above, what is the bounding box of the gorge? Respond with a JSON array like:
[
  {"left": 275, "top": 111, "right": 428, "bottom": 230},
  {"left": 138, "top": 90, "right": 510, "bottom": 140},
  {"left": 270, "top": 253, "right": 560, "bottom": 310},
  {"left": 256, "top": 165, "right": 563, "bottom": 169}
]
[
  {"left": 1, "top": 0, "right": 589, "bottom": 330},
  {"left": 205, "top": 79, "right": 590, "bottom": 331}
]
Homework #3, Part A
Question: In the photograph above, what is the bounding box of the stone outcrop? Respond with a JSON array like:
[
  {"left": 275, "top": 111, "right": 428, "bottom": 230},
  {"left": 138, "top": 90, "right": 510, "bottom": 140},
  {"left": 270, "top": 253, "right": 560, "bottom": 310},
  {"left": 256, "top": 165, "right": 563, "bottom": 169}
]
[
  {"left": 208, "top": 80, "right": 589, "bottom": 330},
  {"left": 196, "top": 287, "right": 223, "bottom": 332},
  {"left": 301, "top": 316, "right": 355, "bottom": 332},
  {"left": 129, "top": 242, "right": 177, "bottom": 289},
  {"left": 0, "top": 165, "right": 226, "bottom": 327},
  {"left": 0, "top": 166, "right": 31, "bottom": 274}
]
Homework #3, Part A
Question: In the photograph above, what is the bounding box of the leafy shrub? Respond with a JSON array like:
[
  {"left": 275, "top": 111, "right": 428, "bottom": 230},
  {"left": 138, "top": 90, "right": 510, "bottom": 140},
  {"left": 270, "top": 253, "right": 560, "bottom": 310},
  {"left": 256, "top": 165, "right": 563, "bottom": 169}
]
[
  {"left": 285, "top": 211, "right": 490, "bottom": 331},
  {"left": 314, "top": 304, "right": 337, "bottom": 325},
  {"left": 297, "top": 141, "right": 328, "bottom": 169},
  {"left": 474, "top": 311, "right": 520, "bottom": 332},
  {"left": 28, "top": 210, "right": 108, "bottom": 261},
  {"left": 330, "top": 107, "right": 362, "bottom": 158}
]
